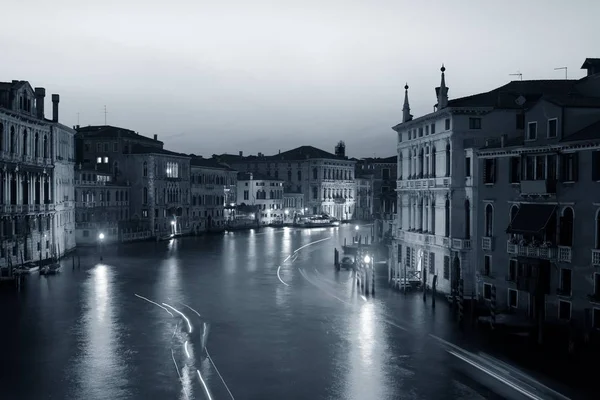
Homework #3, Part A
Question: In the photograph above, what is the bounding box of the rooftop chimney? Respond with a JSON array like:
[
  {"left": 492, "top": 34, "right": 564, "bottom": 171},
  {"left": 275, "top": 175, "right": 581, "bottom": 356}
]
[
  {"left": 34, "top": 87, "right": 45, "bottom": 119},
  {"left": 154, "top": 134, "right": 158, "bottom": 141},
  {"left": 239, "top": 151, "right": 243, "bottom": 157},
  {"left": 51, "top": 94, "right": 59, "bottom": 122}
]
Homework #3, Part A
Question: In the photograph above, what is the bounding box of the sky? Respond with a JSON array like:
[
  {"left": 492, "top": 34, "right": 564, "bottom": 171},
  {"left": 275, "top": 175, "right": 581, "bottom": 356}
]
[{"left": 1, "top": 0, "right": 597, "bottom": 158}]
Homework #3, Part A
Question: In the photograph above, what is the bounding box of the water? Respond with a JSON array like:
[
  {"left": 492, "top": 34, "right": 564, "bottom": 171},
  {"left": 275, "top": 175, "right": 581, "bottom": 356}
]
[{"left": 0, "top": 226, "right": 582, "bottom": 399}]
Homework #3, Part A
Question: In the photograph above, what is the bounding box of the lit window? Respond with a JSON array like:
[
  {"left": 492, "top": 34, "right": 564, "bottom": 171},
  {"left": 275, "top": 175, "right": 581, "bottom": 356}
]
[
  {"left": 96, "top": 157, "right": 101, "bottom": 163},
  {"left": 104, "top": 157, "right": 108, "bottom": 163}
]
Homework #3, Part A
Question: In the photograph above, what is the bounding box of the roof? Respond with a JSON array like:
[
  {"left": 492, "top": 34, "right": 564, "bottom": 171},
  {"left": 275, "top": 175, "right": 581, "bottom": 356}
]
[
  {"left": 560, "top": 119, "right": 600, "bottom": 143},
  {"left": 359, "top": 155, "right": 397, "bottom": 163},
  {"left": 268, "top": 145, "right": 347, "bottom": 161},
  {"left": 129, "top": 144, "right": 189, "bottom": 158},
  {"left": 581, "top": 58, "right": 600, "bottom": 69},
  {"left": 447, "top": 80, "right": 578, "bottom": 109},
  {"left": 190, "top": 156, "right": 236, "bottom": 171},
  {"left": 543, "top": 94, "right": 600, "bottom": 108},
  {"left": 237, "top": 171, "right": 283, "bottom": 181},
  {"left": 506, "top": 204, "right": 556, "bottom": 235},
  {"left": 77, "top": 125, "right": 163, "bottom": 145}
]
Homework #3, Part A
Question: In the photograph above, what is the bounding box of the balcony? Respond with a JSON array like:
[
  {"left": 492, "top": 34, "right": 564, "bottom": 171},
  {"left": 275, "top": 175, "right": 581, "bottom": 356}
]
[
  {"left": 397, "top": 177, "right": 450, "bottom": 190},
  {"left": 482, "top": 236, "right": 494, "bottom": 251},
  {"left": 520, "top": 179, "right": 557, "bottom": 196},
  {"left": 592, "top": 249, "right": 600, "bottom": 266},
  {"left": 558, "top": 246, "right": 572, "bottom": 263},
  {"left": 333, "top": 197, "right": 346, "bottom": 204},
  {"left": 451, "top": 238, "right": 471, "bottom": 251},
  {"left": 44, "top": 204, "right": 55, "bottom": 212},
  {"left": 506, "top": 240, "right": 558, "bottom": 260},
  {"left": 21, "top": 204, "right": 36, "bottom": 214}
]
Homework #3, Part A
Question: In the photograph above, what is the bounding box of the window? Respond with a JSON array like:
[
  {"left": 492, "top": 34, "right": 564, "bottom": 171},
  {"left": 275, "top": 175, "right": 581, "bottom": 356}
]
[
  {"left": 527, "top": 122, "right": 537, "bottom": 140},
  {"left": 469, "top": 117, "right": 482, "bottom": 129},
  {"left": 142, "top": 209, "right": 149, "bottom": 218},
  {"left": 243, "top": 190, "right": 249, "bottom": 200},
  {"left": 592, "top": 151, "right": 600, "bottom": 181},
  {"left": 312, "top": 187, "right": 317, "bottom": 200},
  {"left": 483, "top": 159, "right": 496, "bottom": 184},
  {"left": 547, "top": 118, "right": 558, "bottom": 138},
  {"left": 508, "top": 259, "right": 517, "bottom": 281},
  {"left": 429, "top": 252, "right": 435, "bottom": 274},
  {"left": 445, "top": 143, "right": 451, "bottom": 177},
  {"left": 560, "top": 153, "right": 578, "bottom": 182},
  {"left": 465, "top": 157, "right": 471, "bottom": 177},
  {"left": 143, "top": 161, "right": 148, "bottom": 177},
  {"left": 297, "top": 170, "right": 301, "bottom": 181},
  {"left": 425, "top": 125, "right": 429, "bottom": 135},
  {"left": 96, "top": 143, "right": 101, "bottom": 152},
  {"left": 382, "top": 168, "right": 390, "bottom": 180},
  {"left": 313, "top": 168, "right": 317, "bottom": 179},
  {"left": 103, "top": 143, "right": 109, "bottom": 152},
  {"left": 143, "top": 187, "right": 148, "bottom": 204},
  {"left": 103, "top": 156, "right": 108, "bottom": 163},
  {"left": 113, "top": 142, "right": 118, "bottom": 152},
  {"left": 419, "top": 127, "right": 423, "bottom": 137},
  {"left": 444, "top": 199, "right": 450, "bottom": 238},
  {"left": 443, "top": 255, "right": 450, "bottom": 280},
  {"left": 483, "top": 283, "right": 492, "bottom": 300},
  {"left": 558, "top": 300, "right": 571, "bottom": 320},
  {"left": 483, "top": 255, "right": 492, "bottom": 276},
  {"left": 96, "top": 157, "right": 102, "bottom": 164},
  {"left": 559, "top": 207, "right": 574, "bottom": 246},
  {"left": 509, "top": 157, "right": 521, "bottom": 183},
  {"left": 508, "top": 289, "right": 517, "bottom": 308},
  {"left": 535, "top": 155, "right": 546, "bottom": 180},
  {"left": 431, "top": 123, "right": 435, "bottom": 134},
  {"left": 464, "top": 200, "right": 470, "bottom": 238},
  {"left": 431, "top": 147, "right": 436, "bottom": 177},
  {"left": 559, "top": 268, "right": 572, "bottom": 296},
  {"left": 485, "top": 204, "right": 493, "bottom": 236},
  {"left": 445, "top": 118, "right": 450, "bottom": 130}
]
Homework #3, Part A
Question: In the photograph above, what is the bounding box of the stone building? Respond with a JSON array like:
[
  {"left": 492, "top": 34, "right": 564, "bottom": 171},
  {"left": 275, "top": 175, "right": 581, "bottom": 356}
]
[
  {"left": 190, "top": 156, "right": 237, "bottom": 233},
  {"left": 282, "top": 192, "right": 304, "bottom": 224},
  {"left": 74, "top": 167, "right": 130, "bottom": 245},
  {"left": 471, "top": 58, "right": 600, "bottom": 338},
  {"left": 354, "top": 173, "right": 374, "bottom": 221},
  {"left": 355, "top": 155, "right": 397, "bottom": 216},
  {"left": 217, "top": 142, "right": 356, "bottom": 220},
  {"left": 236, "top": 172, "right": 284, "bottom": 225},
  {"left": 391, "top": 66, "right": 567, "bottom": 297},
  {"left": 0, "top": 80, "right": 71, "bottom": 266}
]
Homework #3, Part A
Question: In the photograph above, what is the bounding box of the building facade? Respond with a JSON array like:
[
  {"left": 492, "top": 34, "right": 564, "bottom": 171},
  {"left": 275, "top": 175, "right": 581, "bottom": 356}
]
[
  {"left": 237, "top": 172, "right": 284, "bottom": 225},
  {"left": 74, "top": 167, "right": 130, "bottom": 245},
  {"left": 356, "top": 155, "right": 397, "bottom": 216},
  {"left": 0, "top": 80, "right": 73, "bottom": 266},
  {"left": 282, "top": 192, "right": 304, "bottom": 224},
  {"left": 219, "top": 142, "right": 356, "bottom": 220},
  {"left": 473, "top": 58, "right": 600, "bottom": 338},
  {"left": 190, "top": 156, "right": 237, "bottom": 233},
  {"left": 354, "top": 173, "right": 374, "bottom": 221}
]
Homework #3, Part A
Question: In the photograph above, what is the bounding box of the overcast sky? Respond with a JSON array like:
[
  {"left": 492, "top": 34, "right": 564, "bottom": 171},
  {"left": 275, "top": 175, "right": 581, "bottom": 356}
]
[{"left": 1, "top": 0, "right": 597, "bottom": 158}]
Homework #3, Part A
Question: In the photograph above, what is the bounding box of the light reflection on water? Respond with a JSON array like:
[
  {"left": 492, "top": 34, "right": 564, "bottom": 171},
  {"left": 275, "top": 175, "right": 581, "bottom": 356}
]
[{"left": 247, "top": 231, "right": 257, "bottom": 272}]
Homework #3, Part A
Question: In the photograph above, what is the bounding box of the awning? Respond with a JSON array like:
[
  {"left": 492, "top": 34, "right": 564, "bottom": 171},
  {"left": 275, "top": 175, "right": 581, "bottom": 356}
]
[{"left": 506, "top": 204, "right": 556, "bottom": 235}]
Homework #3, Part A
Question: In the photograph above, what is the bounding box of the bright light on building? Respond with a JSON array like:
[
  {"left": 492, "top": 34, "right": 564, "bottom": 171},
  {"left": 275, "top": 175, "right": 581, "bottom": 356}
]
[
  {"left": 363, "top": 254, "right": 371, "bottom": 264},
  {"left": 98, "top": 233, "right": 105, "bottom": 240},
  {"left": 249, "top": 213, "right": 255, "bottom": 219},
  {"left": 284, "top": 210, "right": 289, "bottom": 215},
  {"left": 171, "top": 221, "right": 176, "bottom": 226},
  {"left": 355, "top": 225, "right": 359, "bottom": 231}
]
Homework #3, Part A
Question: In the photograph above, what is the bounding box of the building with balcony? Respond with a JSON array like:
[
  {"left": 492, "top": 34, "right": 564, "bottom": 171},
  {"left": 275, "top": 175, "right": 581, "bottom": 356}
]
[
  {"left": 391, "top": 65, "right": 572, "bottom": 296},
  {"left": 74, "top": 167, "right": 130, "bottom": 245},
  {"left": 217, "top": 142, "right": 356, "bottom": 220},
  {"left": 0, "top": 80, "right": 67, "bottom": 266},
  {"left": 237, "top": 172, "right": 284, "bottom": 225},
  {"left": 190, "top": 156, "right": 237, "bottom": 233},
  {"left": 354, "top": 173, "right": 374, "bottom": 221},
  {"left": 472, "top": 57, "right": 600, "bottom": 337}
]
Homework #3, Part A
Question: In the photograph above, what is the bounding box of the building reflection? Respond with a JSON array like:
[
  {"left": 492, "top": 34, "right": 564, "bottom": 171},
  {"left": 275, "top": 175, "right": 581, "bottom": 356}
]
[
  {"left": 223, "top": 233, "right": 237, "bottom": 275},
  {"left": 247, "top": 230, "right": 257, "bottom": 272}
]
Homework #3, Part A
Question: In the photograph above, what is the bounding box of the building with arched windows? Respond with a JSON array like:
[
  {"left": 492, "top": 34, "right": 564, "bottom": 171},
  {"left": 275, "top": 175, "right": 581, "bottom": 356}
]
[
  {"left": 0, "top": 80, "right": 75, "bottom": 266},
  {"left": 236, "top": 172, "right": 284, "bottom": 226},
  {"left": 472, "top": 57, "right": 600, "bottom": 341}
]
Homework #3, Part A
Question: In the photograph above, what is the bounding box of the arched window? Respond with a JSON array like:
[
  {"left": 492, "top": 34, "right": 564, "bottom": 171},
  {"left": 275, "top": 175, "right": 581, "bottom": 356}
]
[
  {"left": 313, "top": 168, "right": 318, "bottom": 180},
  {"left": 465, "top": 199, "right": 471, "bottom": 238},
  {"left": 419, "top": 148, "right": 424, "bottom": 178},
  {"left": 43, "top": 135, "right": 48, "bottom": 158},
  {"left": 398, "top": 154, "right": 403, "bottom": 179},
  {"left": 431, "top": 146, "right": 437, "bottom": 177},
  {"left": 106, "top": 190, "right": 111, "bottom": 202},
  {"left": 412, "top": 148, "right": 417, "bottom": 178},
  {"left": 596, "top": 210, "right": 600, "bottom": 249},
  {"left": 11, "top": 127, "right": 16, "bottom": 154},
  {"left": 510, "top": 204, "right": 519, "bottom": 223},
  {"left": 431, "top": 201, "right": 436, "bottom": 234},
  {"left": 444, "top": 199, "right": 450, "bottom": 237},
  {"left": 143, "top": 187, "right": 148, "bottom": 204},
  {"left": 34, "top": 133, "right": 39, "bottom": 157},
  {"left": 22, "top": 129, "right": 28, "bottom": 155},
  {"left": 445, "top": 143, "right": 451, "bottom": 177},
  {"left": 560, "top": 207, "right": 574, "bottom": 247},
  {"left": 485, "top": 204, "right": 494, "bottom": 237},
  {"left": 425, "top": 147, "right": 430, "bottom": 176},
  {"left": 143, "top": 161, "right": 148, "bottom": 177}
]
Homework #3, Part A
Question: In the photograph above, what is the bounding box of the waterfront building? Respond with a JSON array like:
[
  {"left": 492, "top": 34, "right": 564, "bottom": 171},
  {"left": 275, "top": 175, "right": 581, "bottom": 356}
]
[
  {"left": 354, "top": 173, "right": 374, "bottom": 221},
  {"left": 0, "top": 81, "right": 71, "bottom": 266},
  {"left": 356, "top": 155, "right": 397, "bottom": 216},
  {"left": 74, "top": 166, "right": 130, "bottom": 245},
  {"left": 217, "top": 142, "right": 356, "bottom": 220},
  {"left": 471, "top": 57, "right": 600, "bottom": 337},
  {"left": 282, "top": 191, "right": 304, "bottom": 224},
  {"left": 236, "top": 172, "right": 284, "bottom": 225},
  {"left": 190, "top": 156, "right": 237, "bottom": 233}
]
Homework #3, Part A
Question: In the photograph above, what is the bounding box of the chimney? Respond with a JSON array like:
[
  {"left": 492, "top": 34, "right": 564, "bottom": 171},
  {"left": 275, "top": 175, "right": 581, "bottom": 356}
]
[
  {"left": 51, "top": 94, "right": 59, "bottom": 122},
  {"left": 34, "top": 87, "right": 45, "bottom": 119},
  {"left": 153, "top": 134, "right": 158, "bottom": 141},
  {"left": 239, "top": 151, "right": 243, "bottom": 157}
]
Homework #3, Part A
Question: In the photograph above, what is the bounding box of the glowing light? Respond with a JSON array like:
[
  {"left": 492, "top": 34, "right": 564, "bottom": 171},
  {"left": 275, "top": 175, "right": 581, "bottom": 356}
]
[
  {"left": 171, "top": 221, "right": 175, "bottom": 226},
  {"left": 98, "top": 232, "right": 105, "bottom": 240},
  {"left": 363, "top": 255, "right": 371, "bottom": 264},
  {"left": 134, "top": 294, "right": 173, "bottom": 317},
  {"left": 355, "top": 225, "right": 359, "bottom": 231},
  {"left": 162, "top": 303, "right": 192, "bottom": 333},
  {"left": 184, "top": 340, "right": 191, "bottom": 358},
  {"left": 284, "top": 210, "right": 289, "bottom": 215},
  {"left": 249, "top": 213, "right": 255, "bottom": 219},
  {"left": 197, "top": 370, "right": 213, "bottom": 400}
]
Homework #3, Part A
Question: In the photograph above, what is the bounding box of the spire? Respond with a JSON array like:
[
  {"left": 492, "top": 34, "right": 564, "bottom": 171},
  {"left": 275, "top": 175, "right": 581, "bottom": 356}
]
[
  {"left": 402, "top": 83, "right": 412, "bottom": 123},
  {"left": 435, "top": 64, "right": 449, "bottom": 110}
]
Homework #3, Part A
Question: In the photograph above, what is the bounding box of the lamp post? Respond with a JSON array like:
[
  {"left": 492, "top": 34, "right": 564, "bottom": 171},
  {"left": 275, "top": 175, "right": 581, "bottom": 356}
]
[
  {"left": 171, "top": 220, "right": 176, "bottom": 237},
  {"left": 98, "top": 232, "right": 104, "bottom": 261}
]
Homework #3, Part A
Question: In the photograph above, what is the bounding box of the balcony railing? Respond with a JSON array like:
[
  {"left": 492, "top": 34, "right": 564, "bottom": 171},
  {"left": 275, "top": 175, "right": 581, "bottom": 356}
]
[
  {"left": 592, "top": 249, "right": 600, "bottom": 266},
  {"left": 452, "top": 238, "right": 471, "bottom": 251},
  {"left": 506, "top": 241, "right": 558, "bottom": 260},
  {"left": 482, "top": 236, "right": 494, "bottom": 251},
  {"left": 558, "top": 246, "right": 572, "bottom": 263}
]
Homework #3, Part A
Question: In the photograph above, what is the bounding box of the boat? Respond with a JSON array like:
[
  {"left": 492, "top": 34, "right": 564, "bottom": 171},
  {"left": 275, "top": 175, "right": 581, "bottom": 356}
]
[
  {"left": 14, "top": 262, "right": 40, "bottom": 275},
  {"left": 295, "top": 214, "right": 340, "bottom": 228},
  {"left": 41, "top": 263, "right": 61, "bottom": 275}
]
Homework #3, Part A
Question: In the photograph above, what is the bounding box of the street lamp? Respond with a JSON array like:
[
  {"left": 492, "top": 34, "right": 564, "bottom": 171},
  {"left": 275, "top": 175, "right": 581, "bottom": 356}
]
[
  {"left": 355, "top": 225, "right": 359, "bottom": 231},
  {"left": 363, "top": 254, "right": 371, "bottom": 264},
  {"left": 98, "top": 232, "right": 105, "bottom": 261}
]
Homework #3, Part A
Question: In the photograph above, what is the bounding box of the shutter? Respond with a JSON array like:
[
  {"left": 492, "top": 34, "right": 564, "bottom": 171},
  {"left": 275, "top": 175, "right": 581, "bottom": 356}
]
[
  {"left": 573, "top": 153, "right": 579, "bottom": 181},
  {"left": 482, "top": 160, "right": 488, "bottom": 184}
]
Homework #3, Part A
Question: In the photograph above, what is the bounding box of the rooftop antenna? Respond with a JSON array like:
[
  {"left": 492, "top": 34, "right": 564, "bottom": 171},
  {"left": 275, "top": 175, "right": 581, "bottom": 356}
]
[
  {"left": 554, "top": 66, "right": 568, "bottom": 79},
  {"left": 77, "top": 112, "right": 80, "bottom": 125},
  {"left": 103, "top": 105, "right": 108, "bottom": 125},
  {"left": 509, "top": 71, "right": 523, "bottom": 81}
]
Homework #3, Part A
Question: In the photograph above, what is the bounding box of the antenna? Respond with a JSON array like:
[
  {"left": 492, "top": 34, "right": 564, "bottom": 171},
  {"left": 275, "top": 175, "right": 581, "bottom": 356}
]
[
  {"left": 509, "top": 71, "right": 523, "bottom": 81},
  {"left": 77, "top": 112, "right": 80, "bottom": 125},
  {"left": 554, "top": 67, "right": 568, "bottom": 79},
  {"left": 103, "top": 105, "right": 108, "bottom": 125}
]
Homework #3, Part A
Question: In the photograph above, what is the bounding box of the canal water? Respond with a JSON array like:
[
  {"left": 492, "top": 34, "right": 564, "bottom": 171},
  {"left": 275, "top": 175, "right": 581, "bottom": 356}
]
[{"left": 0, "top": 226, "right": 584, "bottom": 399}]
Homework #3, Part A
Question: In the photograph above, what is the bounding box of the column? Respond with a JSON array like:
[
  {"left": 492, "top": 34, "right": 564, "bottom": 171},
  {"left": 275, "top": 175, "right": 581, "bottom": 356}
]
[
  {"left": 424, "top": 198, "right": 429, "bottom": 233},
  {"left": 17, "top": 172, "right": 22, "bottom": 205},
  {"left": 41, "top": 175, "right": 45, "bottom": 205},
  {"left": 3, "top": 171, "right": 7, "bottom": 205}
]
